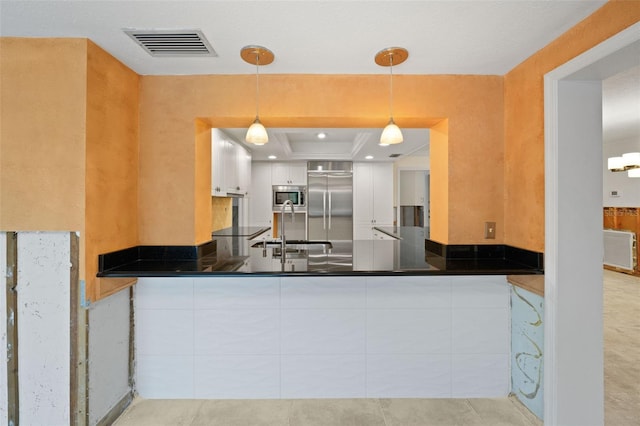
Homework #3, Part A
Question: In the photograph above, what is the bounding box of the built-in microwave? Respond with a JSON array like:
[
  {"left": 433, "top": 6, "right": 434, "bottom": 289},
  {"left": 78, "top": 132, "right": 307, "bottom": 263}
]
[{"left": 273, "top": 185, "right": 306, "bottom": 209}]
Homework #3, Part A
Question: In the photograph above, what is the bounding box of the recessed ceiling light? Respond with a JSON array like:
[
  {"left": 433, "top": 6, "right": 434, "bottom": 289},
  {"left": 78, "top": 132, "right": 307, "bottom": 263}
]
[
  {"left": 379, "top": 142, "right": 389, "bottom": 147},
  {"left": 317, "top": 132, "right": 327, "bottom": 139},
  {"left": 268, "top": 155, "right": 277, "bottom": 159},
  {"left": 365, "top": 155, "right": 374, "bottom": 160}
]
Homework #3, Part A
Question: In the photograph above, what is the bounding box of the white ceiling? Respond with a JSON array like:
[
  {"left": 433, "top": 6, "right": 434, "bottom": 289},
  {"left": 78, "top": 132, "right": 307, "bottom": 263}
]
[
  {"left": 2, "top": 0, "right": 636, "bottom": 161},
  {"left": 603, "top": 65, "right": 640, "bottom": 144},
  {"left": 0, "top": 0, "right": 607, "bottom": 76},
  {"left": 223, "top": 127, "right": 429, "bottom": 162}
]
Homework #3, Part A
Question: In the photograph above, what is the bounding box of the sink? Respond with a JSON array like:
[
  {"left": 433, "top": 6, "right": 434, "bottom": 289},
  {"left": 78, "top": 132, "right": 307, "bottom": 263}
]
[{"left": 251, "top": 240, "right": 333, "bottom": 251}]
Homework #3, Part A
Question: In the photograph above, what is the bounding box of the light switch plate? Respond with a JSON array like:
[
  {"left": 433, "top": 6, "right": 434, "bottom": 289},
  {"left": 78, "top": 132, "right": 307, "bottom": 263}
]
[{"left": 485, "top": 222, "right": 496, "bottom": 239}]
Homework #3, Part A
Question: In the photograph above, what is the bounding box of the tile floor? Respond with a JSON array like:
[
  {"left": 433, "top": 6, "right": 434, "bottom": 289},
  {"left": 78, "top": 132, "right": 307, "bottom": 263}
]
[{"left": 114, "top": 270, "right": 640, "bottom": 426}]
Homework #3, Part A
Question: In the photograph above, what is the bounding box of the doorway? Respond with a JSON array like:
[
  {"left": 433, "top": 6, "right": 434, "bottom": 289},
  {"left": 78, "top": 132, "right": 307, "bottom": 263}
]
[{"left": 543, "top": 23, "right": 640, "bottom": 425}]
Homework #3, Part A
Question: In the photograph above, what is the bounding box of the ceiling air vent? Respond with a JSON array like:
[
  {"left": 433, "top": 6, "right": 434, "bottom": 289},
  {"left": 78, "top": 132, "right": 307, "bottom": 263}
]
[
  {"left": 123, "top": 29, "right": 217, "bottom": 57},
  {"left": 389, "top": 153, "right": 402, "bottom": 158}
]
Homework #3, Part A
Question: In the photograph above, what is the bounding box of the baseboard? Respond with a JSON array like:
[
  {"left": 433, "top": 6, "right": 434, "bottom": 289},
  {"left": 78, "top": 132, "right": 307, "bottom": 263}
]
[{"left": 96, "top": 390, "right": 134, "bottom": 426}]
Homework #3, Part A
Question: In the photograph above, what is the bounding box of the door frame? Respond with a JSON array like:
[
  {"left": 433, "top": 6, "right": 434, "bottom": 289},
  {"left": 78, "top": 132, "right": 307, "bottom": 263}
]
[{"left": 543, "top": 22, "right": 640, "bottom": 425}]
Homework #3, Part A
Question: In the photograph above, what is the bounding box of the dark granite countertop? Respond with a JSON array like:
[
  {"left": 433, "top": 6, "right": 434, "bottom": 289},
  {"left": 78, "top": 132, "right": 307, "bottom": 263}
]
[
  {"left": 212, "top": 226, "right": 271, "bottom": 238},
  {"left": 98, "top": 226, "right": 543, "bottom": 277}
]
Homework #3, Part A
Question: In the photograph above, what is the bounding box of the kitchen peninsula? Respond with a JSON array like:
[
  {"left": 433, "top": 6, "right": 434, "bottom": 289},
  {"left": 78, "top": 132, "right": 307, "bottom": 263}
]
[{"left": 98, "top": 227, "right": 542, "bottom": 400}]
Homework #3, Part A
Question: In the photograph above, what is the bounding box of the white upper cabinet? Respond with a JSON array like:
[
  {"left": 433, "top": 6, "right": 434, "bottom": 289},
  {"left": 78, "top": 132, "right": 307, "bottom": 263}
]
[
  {"left": 212, "top": 129, "right": 252, "bottom": 197},
  {"left": 250, "top": 162, "right": 273, "bottom": 227},
  {"left": 353, "top": 162, "right": 394, "bottom": 239},
  {"left": 399, "top": 170, "right": 426, "bottom": 206},
  {"left": 271, "top": 162, "right": 307, "bottom": 185}
]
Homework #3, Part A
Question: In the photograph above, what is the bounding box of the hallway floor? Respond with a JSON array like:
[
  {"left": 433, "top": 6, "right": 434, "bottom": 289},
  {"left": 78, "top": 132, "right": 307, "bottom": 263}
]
[
  {"left": 603, "top": 269, "right": 640, "bottom": 426},
  {"left": 113, "top": 270, "right": 639, "bottom": 426}
]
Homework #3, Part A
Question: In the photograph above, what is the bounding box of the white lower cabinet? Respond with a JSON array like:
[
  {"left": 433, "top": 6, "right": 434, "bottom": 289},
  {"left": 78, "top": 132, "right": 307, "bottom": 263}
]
[
  {"left": 135, "top": 275, "right": 510, "bottom": 399},
  {"left": 353, "top": 162, "right": 394, "bottom": 239}
]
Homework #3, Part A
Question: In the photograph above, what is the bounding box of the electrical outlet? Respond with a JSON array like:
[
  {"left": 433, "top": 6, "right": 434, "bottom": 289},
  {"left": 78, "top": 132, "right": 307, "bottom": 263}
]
[{"left": 485, "top": 222, "right": 496, "bottom": 239}]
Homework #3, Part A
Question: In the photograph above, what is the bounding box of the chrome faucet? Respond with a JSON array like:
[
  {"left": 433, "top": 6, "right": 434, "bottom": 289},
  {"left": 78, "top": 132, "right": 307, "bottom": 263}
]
[{"left": 280, "top": 199, "right": 295, "bottom": 263}]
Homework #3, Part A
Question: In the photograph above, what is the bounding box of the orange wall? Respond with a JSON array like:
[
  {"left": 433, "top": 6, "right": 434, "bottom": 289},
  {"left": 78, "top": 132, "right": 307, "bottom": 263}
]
[
  {"left": 139, "top": 74, "right": 504, "bottom": 245},
  {"left": 504, "top": 1, "right": 640, "bottom": 252},
  {"left": 0, "top": 38, "right": 140, "bottom": 301},
  {"left": 85, "top": 40, "right": 140, "bottom": 300},
  {"left": 0, "top": 38, "right": 87, "bottom": 230},
  {"left": 0, "top": 38, "right": 87, "bottom": 277}
]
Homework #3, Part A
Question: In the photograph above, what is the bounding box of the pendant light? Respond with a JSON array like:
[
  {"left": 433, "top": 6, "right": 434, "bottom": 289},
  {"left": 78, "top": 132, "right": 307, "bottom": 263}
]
[
  {"left": 241, "top": 46, "right": 274, "bottom": 145},
  {"left": 608, "top": 151, "right": 640, "bottom": 175},
  {"left": 375, "top": 47, "right": 408, "bottom": 146}
]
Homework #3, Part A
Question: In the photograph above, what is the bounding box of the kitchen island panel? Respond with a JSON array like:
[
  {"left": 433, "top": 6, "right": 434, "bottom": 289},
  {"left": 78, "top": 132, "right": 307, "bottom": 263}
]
[
  {"left": 194, "top": 355, "right": 280, "bottom": 399},
  {"left": 280, "top": 276, "right": 366, "bottom": 309},
  {"left": 281, "top": 355, "right": 366, "bottom": 399},
  {"left": 134, "top": 275, "right": 511, "bottom": 399},
  {"left": 452, "top": 354, "right": 510, "bottom": 397},
  {"left": 366, "top": 354, "right": 451, "bottom": 398},
  {"left": 366, "top": 275, "right": 452, "bottom": 309},
  {"left": 193, "top": 277, "right": 280, "bottom": 310},
  {"left": 281, "top": 309, "right": 366, "bottom": 355},
  {"left": 366, "top": 309, "right": 452, "bottom": 355}
]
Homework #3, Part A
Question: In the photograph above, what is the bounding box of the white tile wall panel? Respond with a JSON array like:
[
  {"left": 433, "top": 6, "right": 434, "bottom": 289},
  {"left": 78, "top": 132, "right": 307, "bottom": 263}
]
[
  {"left": 366, "top": 354, "right": 451, "bottom": 397},
  {"left": 194, "top": 355, "right": 280, "bottom": 399},
  {"left": 367, "top": 309, "right": 451, "bottom": 354},
  {"left": 281, "top": 276, "right": 366, "bottom": 308},
  {"left": 451, "top": 354, "right": 510, "bottom": 397},
  {"left": 135, "top": 275, "right": 511, "bottom": 399},
  {"left": 452, "top": 308, "right": 510, "bottom": 354},
  {"left": 194, "top": 277, "right": 280, "bottom": 309},
  {"left": 136, "top": 355, "right": 194, "bottom": 399},
  {"left": 366, "top": 276, "right": 452, "bottom": 309},
  {"left": 136, "top": 309, "right": 194, "bottom": 355},
  {"left": 194, "top": 310, "right": 279, "bottom": 355},
  {"left": 281, "top": 355, "right": 366, "bottom": 398},
  {"left": 451, "top": 276, "right": 509, "bottom": 308},
  {"left": 136, "top": 277, "right": 194, "bottom": 310},
  {"left": 281, "top": 309, "right": 366, "bottom": 355}
]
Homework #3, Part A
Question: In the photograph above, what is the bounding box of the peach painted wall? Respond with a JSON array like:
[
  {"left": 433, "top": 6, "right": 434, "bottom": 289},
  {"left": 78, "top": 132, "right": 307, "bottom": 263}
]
[
  {"left": 85, "top": 40, "right": 140, "bottom": 301},
  {"left": 139, "top": 74, "right": 504, "bottom": 245},
  {"left": 0, "top": 38, "right": 140, "bottom": 301},
  {"left": 504, "top": 1, "right": 640, "bottom": 252},
  {"left": 0, "top": 38, "right": 87, "bottom": 276},
  {"left": 211, "top": 197, "right": 232, "bottom": 232}
]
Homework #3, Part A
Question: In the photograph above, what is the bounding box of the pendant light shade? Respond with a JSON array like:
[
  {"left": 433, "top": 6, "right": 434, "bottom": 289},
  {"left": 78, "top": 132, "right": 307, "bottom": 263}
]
[
  {"left": 246, "top": 118, "right": 268, "bottom": 145},
  {"left": 380, "top": 118, "right": 403, "bottom": 145},
  {"left": 629, "top": 168, "right": 640, "bottom": 178},
  {"left": 241, "top": 45, "right": 274, "bottom": 145},
  {"left": 375, "top": 47, "right": 408, "bottom": 146}
]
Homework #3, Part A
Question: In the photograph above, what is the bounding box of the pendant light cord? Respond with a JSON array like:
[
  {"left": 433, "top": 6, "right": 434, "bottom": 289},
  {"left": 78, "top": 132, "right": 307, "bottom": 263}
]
[
  {"left": 389, "top": 54, "right": 394, "bottom": 120},
  {"left": 255, "top": 53, "right": 260, "bottom": 119}
]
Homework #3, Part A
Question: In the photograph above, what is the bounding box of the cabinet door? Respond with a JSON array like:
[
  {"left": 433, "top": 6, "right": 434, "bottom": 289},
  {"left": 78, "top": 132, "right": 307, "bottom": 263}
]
[
  {"left": 271, "top": 163, "right": 289, "bottom": 185},
  {"left": 353, "top": 163, "right": 374, "bottom": 239},
  {"left": 288, "top": 163, "right": 307, "bottom": 185},
  {"left": 372, "top": 163, "right": 394, "bottom": 226},
  {"left": 250, "top": 162, "right": 273, "bottom": 228},
  {"left": 237, "top": 144, "right": 251, "bottom": 195},
  {"left": 225, "top": 139, "right": 240, "bottom": 193},
  {"left": 272, "top": 162, "right": 307, "bottom": 185},
  {"left": 211, "top": 129, "right": 226, "bottom": 195}
]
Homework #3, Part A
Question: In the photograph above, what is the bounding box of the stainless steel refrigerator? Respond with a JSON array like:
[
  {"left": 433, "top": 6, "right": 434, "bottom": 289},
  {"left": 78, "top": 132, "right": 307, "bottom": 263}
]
[{"left": 307, "top": 161, "right": 353, "bottom": 241}]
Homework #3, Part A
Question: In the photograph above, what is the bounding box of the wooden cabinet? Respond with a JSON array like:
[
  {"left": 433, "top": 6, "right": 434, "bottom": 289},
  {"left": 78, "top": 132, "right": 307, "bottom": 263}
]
[
  {"left": 272, "top": 162, "right": 307, "bottom": 185},
  {"left": 250, "top": 162, "right": 274, "bottom": 230},
  {"left": 212, "top": 129, "right": 252, "bottom": 196},
  {"left": 353, "top": 162, "right": 394, "bottom": 239}
]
